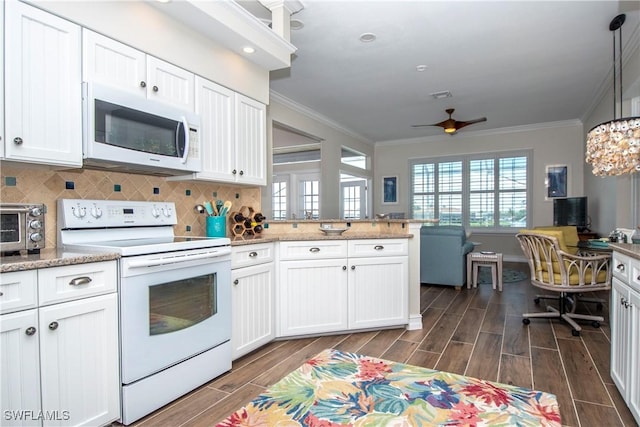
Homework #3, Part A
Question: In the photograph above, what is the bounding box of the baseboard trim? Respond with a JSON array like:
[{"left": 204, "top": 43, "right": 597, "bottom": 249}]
[{"left": 407, "top": 315, "right": 423, "bottom": 331}]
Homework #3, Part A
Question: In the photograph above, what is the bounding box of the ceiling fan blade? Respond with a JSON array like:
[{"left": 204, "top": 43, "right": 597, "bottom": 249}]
[
  {"left": 454, "top": 117, "right": 487, "bottom": 130},
  {"left": 411, "top": 118, "right": 452, "bottom": 128}
]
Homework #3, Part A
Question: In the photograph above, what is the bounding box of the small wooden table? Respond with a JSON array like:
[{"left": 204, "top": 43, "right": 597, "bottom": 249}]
[{"left": 467, "top": 251, "right": 503, "bottom": 291}]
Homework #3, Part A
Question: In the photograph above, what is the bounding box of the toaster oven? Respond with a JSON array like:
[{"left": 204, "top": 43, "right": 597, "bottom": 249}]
[{"left": 0, "top": 203, "right": 46, "bottom": 254}]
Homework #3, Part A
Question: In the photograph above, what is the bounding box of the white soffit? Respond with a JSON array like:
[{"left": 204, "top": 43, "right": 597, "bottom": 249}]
[{"left": 148, "top": 0, "right": 297, "bottom": 71}]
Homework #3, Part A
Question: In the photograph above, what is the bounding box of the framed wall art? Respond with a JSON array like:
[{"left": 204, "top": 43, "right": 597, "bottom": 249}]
[
  {"left": 545, "top": 165, "right": 568, "bottom": 199},
  {"left": 382, "top": 176, "right": 398, "bottom": 204}
]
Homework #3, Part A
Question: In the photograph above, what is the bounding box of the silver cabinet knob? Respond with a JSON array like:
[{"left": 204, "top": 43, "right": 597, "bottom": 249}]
[
  {"left": 25, "top": 327, "right": 36, "bottom": 336},
  {"left": 249, "top": 252, "right": 258, "bottom": 258},
  {"left": 49, "top": 321, "right": 59, "bottom": 330},
  {"left": 153, "top": 85, "right": 159, "bottom": 92},
  {"left": 351, "top": 265, "right": 356, "bottom": 270},
  {"left": 140, "top": 81, "right": 146, "bottom": 88},
  {"left": 13, "top": 137, "right": 23, "bottom": 145},
  {"left": 233, "top": 279, "right": 239, "bottom": 285},
  {"left": 239, "top": 170, "right": 244, "bottom": 176}
]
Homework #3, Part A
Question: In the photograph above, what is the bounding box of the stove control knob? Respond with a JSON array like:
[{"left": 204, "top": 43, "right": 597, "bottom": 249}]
[
  {"left": 30, "top": 232, "right": 43, "bottom": 242},
  {"left": 72, "top": 207, "right": 86, "bottom": 219},
  {"left": 162, "top": 207, "right": 172, "bottom": 218},
  {"left": 90, "top": 207, "right": 103, "bottom": 218},
  {"left": 151, "top": 207, "right": 161, "bottom": 218},
  {"left": 29, "top": 220, "right": 42, "bottom": 230},
  {"left": 29, "top": 207, "right": 43, "bottom": 217}
]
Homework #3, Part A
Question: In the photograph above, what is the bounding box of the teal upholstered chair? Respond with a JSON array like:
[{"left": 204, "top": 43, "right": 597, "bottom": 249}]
[{"left": 420, "top": 225, "right": 474, "bottom": 288}]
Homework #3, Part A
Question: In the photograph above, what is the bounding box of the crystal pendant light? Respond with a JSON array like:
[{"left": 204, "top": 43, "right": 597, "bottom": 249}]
[{"left": 585, "top": 14, "right": 640, "bottom": 176}]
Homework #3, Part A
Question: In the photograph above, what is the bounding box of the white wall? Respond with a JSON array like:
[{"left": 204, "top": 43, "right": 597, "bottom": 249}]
[
  {"left": 375, "top": 121, "right": 585, "bottom": 260},
  {"left": 31, "top": 0, "right": 270, "bottom": 103},
  {"left": 267, "top": 98, "right": 374, "bottom": 219}
]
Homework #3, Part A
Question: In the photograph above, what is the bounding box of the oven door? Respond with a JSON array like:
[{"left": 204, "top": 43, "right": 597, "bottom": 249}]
[
  {"left": 0, "top": 210, "right": 24, "bottom": 252},
  {"left": 119, "top": 248, "right": 231, "bottom": 384}
]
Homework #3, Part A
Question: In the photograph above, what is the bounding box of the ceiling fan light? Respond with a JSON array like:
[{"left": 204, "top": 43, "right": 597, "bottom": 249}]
[{"left": 444, "top": 127, "right": 456, "bottom": 134}]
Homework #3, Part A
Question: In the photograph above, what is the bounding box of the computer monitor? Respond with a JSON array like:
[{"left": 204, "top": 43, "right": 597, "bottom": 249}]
[{"left": 553, "top": 197, "right": 588, "bottom": 232}]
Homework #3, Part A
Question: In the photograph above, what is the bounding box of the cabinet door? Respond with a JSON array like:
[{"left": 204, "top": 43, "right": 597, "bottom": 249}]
[
  {"left": 0, "top": 310, "right": 41, "bottom": 427},
  {"left": 348, "top": 256, "right": 408, "bottom": 329},
  {"left": 231, "top": 263, "right": 274, "bottom": 360},
  {"left": 146, "top": 56, "right": 194, "bottom": 110},
  {"left": 82, "top": 29, "right": 146, "bottom": 95},
  {"left": 611, "top": 278, "right": 630, "bottom": 397},
  {"left": 1, "top": 1, "right": 4, "bottom": 159},
  {"left": 278, "top": 259, "right": 348, "bottom": 337},
  {"left": 194, "top": 77, "right": 235, "bottom": 182},
  {"left": 234, "top": 94, "right": 266, "bottom": 185},
  {"left": 39, "top": 294, "right": 119, "bottom": 427},
  {"left": 4, "top": 1, "right": 82, "bottom": 167},
  {"left": 627, "top": 286, "right": 640, "bottom": 423}
]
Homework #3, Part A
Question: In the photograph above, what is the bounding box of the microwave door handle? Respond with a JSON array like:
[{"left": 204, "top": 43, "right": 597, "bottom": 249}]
[{"left": 178, "top": 117, "right": 190, "bottom": 164}]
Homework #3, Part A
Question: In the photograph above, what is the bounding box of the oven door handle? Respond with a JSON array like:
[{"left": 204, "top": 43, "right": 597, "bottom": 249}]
[{"left": 127, "top": 250, "right": 230, "bottom": 268}]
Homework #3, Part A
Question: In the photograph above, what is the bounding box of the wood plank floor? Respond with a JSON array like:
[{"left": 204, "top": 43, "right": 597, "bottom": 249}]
[{"left": 120, "top": 262, "right": 637, "bottom": 427}]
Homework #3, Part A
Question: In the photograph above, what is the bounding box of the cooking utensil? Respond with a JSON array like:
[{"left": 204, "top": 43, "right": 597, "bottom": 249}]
[
  {"left": 219, "top": 201, "right": 232, "bottom": 216},
  {"left": 216, "top": 200, "right": 224, "bottom": 214},
  {"left": 204, "top": 201, "right": 214, "bottom": 216},
  {"left": 194, "top": 204, "right": 206, "bottom": 214},
  {"left": 211, "top": 201, "right": 219, "bottom": 216}
]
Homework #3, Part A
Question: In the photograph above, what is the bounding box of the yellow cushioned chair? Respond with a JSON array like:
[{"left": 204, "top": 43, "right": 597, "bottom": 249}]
[{"left": 516, "top": 230, "right": 611, "bottom": 336}]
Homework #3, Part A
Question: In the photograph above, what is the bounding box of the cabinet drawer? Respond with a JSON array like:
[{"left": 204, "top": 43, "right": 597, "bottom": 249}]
[
  {"left": 279, "top": 241, "right": 348, "bottom": 261},
  {"left": 348, "top": 239, "right": 408, "bottom": 258},
  {"left": 232, "top": 243, "right": 274, "bottom": 269},
  {"left": 612, "top": 252, "right": 631, "bottom": 283},
  {"left": 38, "top": 261, "right": 117, "bottom": 306},
  {"left": 0, "top": 270, "right": 38, "bottom": 314}
]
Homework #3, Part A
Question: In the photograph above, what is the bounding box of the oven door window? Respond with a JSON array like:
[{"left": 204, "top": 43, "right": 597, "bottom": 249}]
[
  {"left": 0, "top": 213, "right": 20, "bottom": 243},
  {"left": 149, "top": 272, "right": 216, "bottom": 335},
  {"left": 95, "top": 99, "right": 184, "bottom": 158}
]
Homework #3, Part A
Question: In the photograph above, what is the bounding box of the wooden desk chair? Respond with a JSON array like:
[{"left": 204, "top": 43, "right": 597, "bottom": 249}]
[{"left": 516, "top": 231, "right": 612, "bottom": 336}]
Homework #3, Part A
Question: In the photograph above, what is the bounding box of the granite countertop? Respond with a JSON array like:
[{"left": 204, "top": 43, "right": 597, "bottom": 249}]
[
  {"left": 0, "top": 249, "right": 120, "bottom": 273},
  {"left": 610, "top": 243, "right": 640, "bottom": 261},
  {"left": 230, "top": 232, "right": 413, "bottom": 246}
]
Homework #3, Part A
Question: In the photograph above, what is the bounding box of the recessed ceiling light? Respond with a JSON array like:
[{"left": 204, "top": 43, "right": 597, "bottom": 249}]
[
  {"left": 430, "top": 90, "right": 452, "bottom": 100},
  {"left": 290, "top": 19, "right": 304, "bottom": 30},
  {"left": 359, "top": 33, "right": 376, "bottom": 43},
  {"left": 416, "top": 65, "right": 428, "bottom": 72},
  {"left": 156, "top": 0, "right": 171, "bottom": 3},
  {"left": 243, "top": 46, "right": 255, "bottom": 54}
]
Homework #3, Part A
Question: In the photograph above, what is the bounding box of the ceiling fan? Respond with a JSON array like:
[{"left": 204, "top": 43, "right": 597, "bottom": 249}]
[{"left": 412, "top": 108, "right": 487, "bottom": 135}]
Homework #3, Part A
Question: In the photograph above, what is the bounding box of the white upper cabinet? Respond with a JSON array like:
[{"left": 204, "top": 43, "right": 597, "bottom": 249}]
[
  {"left": 171, "top": 77, "right": 267, "bottom": 185},
  {"left": 235, "top": 94, "right": 266, "bottom": 186},
  {"left": 192, "top": 77, "right": 235, "bottom": 182},
  {"left": 4, "top": 1, "right": 82, "bottom": 167},
  {"left": 82, "top": 29, "right": 195, "bottom": 111},
  {"left": 82, "top": 29, "right": 146, "bottom": 95}
]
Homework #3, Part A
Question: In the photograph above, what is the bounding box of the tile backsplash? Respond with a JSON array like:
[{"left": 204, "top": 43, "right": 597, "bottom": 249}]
[{"left": 1, "top": 165, "right": 261, "bottom": 248}]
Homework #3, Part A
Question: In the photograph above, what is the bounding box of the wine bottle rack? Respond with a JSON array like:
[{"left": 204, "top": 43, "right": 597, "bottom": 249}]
[{"left": 229, "top": 206, "right": 265, "bottom": 237}]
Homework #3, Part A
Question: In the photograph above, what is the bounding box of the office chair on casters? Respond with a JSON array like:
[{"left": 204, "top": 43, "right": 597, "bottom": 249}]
[{"left": 516, "top": 231, "right": 612, "bottom": 336}]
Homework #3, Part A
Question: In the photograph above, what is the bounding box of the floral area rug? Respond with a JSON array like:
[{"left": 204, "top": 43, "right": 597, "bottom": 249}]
[
  {"left": 477, "top": 267, "right": 528, "bottom": 285},
  {"left": 217, "top": 348, "right": 560, "bottom": 426}
]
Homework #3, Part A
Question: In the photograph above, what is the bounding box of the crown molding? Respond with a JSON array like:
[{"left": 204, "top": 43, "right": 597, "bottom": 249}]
[{"left": 269, "top": 90, "right": 373, "bottom": 145}]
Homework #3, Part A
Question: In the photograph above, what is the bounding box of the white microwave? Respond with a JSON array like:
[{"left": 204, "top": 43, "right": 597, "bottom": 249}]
[{"left": 82, "top": 82, "right": 201, "bottom": 175}]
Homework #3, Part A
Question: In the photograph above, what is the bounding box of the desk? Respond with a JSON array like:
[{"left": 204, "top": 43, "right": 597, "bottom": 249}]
[{"left": 466, "top": 252, "right": 503, "bottom": 291}]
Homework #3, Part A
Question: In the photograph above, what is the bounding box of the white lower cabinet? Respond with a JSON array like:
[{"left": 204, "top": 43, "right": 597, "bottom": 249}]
[
  {"left": 277, "top": 239, "right": 408, "bottom": 337},
  {"left": 1, "top": 309, "right": 41, "bottom": 427},
  {"left": 348, "top": 255, "right": 408, "bottom": 330},
  {"left": 231, "top": 243, "right": 275, "bottom": 360},
  {"left": 278, "top": 258, "right": 349, "bottom": 337},
  {"left": 0, "top": 261, "right": 119, "bottom": 427},
  {"left": 610, "top": 251, "right": 640, "bottom": 424}
]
